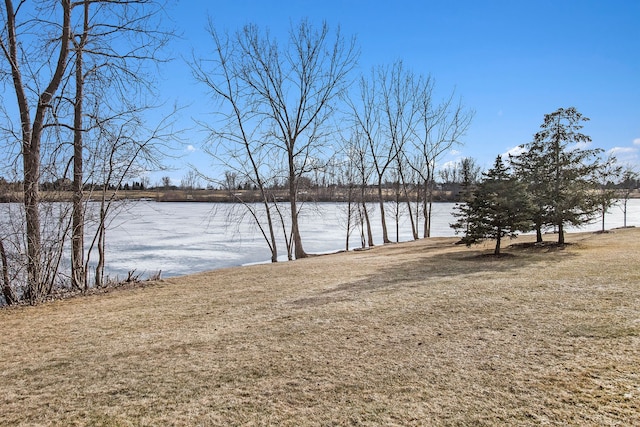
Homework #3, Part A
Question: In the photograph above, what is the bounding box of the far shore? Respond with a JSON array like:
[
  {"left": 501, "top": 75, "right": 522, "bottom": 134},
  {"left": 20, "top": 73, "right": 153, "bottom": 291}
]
[
  {"left": 1, "top": 187, "right": 464, "bottom": 203},
  {"left": 2, "top": 187, "right": 639, "bottom": 204}
]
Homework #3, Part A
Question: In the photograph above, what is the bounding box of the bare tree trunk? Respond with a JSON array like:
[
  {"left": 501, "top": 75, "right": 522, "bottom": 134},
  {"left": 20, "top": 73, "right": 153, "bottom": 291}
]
[
  {"left": 362, "top": 200, "right": 374, "bottom": 247},
  {"left": 23, "top": 151, "right": 41, "bottom": 302},
  {"left": 422, "top": 180, "right": 430, "bottom": 238},
  {"left": 2, "top": 0, "right": 72, "bottom": 303},
  {"left": 358, "top": 180, "right": 374, "bottom": 247},
  {"left": 264, "top": 201, "right": 278, "bottom": 263},
  {"left": 273, "top": 201, "right": 292, "bottom": 261},
  {"left": 394, "top": 179, "right": 400, "bottom": 242},
  {"left": 72, "top": 1, "right": 89, "bottom": 290},
  {"left": 377, "top": 179, "right": 391, "bottom": 243},
  {"left": 558, "top": 222, "right": 565, "bottom": 245},
  {"left": 414, "top": 183, "right": 421, "bottom": 237},
  {"left": 345, "top": 189, "right": 353, "bottom": 251},
  {"left": 358, "top": 208, "right": 366, "bottom": 248},
  {"left": 289, "top": 154, "right": 307, "bottom": 259},
  {"left": 398, "top": 160, "right": 417, "bottom": 240},
  {"left": 427, "top": 197, "right": 433, "bottom": 238},
  {"left": 0, "top": 236, "right": 15, "bottom": 306},
  {"left": 95, "top": 204, "right": 106, "bottom": 288},
  {"left": 424, "top": 164, "right": 436, "bottom": 238}
]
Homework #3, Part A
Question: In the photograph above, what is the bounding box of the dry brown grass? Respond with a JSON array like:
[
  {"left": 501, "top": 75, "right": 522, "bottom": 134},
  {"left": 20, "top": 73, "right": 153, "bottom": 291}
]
[{"left": 1, "top": 229, "right": 639, "bottom": 426}]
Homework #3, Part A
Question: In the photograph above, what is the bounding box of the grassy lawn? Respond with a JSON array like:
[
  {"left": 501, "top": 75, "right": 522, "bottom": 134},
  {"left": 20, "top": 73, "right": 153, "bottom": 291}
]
[{"left": 1, "top": 228, "right": 639, "bottom": 426}]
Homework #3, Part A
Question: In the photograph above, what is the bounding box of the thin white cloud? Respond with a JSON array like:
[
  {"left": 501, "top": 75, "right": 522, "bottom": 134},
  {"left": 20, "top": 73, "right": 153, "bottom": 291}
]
[
  {"left": 571, "top": 140, "right": 592, "bottom": 150},
  {"left": 633, "top": 138, "right": 640, "bottom": 146},
  {"left": 608, "top": 146, "right": 639, "bottom": 167},
  {"left": 501, "top": 145, "right": 526, "bottom": 160},
  {"left": 609, "top": 146, "right": 637, "bottom": 155},
  {"left": 186, "top": 144, "right": 196, "bottom": 152},
  {"left": 439, "top": 160, "right": 458, "bottom": 171}
]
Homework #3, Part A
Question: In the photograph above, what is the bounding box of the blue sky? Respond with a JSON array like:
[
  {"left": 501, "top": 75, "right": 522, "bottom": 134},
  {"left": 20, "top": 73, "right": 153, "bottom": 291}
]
[{"left": 157, "top": 0, "right": 640, "bottom": 185}]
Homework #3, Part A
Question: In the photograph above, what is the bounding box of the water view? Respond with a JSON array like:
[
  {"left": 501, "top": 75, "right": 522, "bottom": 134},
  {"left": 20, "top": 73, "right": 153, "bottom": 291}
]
[{"left": 95, "top": 200, "right": 640, "bottom": 280}]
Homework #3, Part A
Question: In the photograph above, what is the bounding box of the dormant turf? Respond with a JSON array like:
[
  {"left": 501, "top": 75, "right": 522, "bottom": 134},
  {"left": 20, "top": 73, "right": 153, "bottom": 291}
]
[{"left": 1, "top": 228, "right": 638, "bottom": 425}]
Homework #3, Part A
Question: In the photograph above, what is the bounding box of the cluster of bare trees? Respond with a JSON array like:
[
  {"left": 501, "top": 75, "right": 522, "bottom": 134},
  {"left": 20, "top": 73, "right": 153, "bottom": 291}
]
[
  {"left": 195, "top": 20, "right": 473, "bottom": 258},
  {"left": 0, "top": 1, "right": 173, "bottom": 304},
  {"left": 343, "top": 61, "right": 473, "bottom": 246}
]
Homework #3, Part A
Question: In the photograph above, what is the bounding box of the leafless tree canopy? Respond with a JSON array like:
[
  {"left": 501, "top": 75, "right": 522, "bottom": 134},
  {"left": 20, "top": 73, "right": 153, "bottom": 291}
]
[
  {"left": 0, "top": 0, "right": 175, "bottom": 304},
  {"left": 194, "top": 19, "right": 359, "bottom": 260}
]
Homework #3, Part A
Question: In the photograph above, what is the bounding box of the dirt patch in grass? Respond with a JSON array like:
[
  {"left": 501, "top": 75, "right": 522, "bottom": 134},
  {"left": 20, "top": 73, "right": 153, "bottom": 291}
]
[{"left": 1, "top": 230, "right": 639, "bottom": 425}]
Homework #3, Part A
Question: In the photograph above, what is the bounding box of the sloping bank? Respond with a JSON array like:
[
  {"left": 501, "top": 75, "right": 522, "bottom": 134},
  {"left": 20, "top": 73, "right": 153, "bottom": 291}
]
[{"left": 1, "top": 229, "right": 638, "bottom": 425}]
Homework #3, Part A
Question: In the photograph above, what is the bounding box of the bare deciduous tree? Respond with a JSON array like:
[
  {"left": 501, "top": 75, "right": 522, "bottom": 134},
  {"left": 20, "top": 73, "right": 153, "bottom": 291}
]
[
  {"left": 196, "top": 19, "right": 358, "bottom": 259},
  {"left": 350, "top": 68, "right": 395, "bottom": 244},
  {"left": 410, "top": 87, "right": 473, "bottom": 238},
  {"left": 85, "top": 113, "right": 174, "bottom": 288},
  {"left": 337, "top": 131, "right": 374, "bottom": 250},
  {"left": 193, "top": 24, "right": 280, "bottom": 262},
  {"left": 592, "top": 155, "right": 622, "bottom": 232},
  {"left": 351, "top": 61, "right": 472, "bottom": 242},
  {"left": 1, "top": 0, "right": 72, "bottom": 303},
  {"left": 618, "top": 167, "right": 638, "bottom": 228},
  {"left": 243, "top": 20, "right": 358, "bottom": 259},
  {"left": 379, "top": 62, "right": 420, "bottom": 241},
  {"left": 0, "top": 0, "right": 174, "bottom": 301},
  {"left": 180, "top": 170, "right": 200, "bottom": 191}
]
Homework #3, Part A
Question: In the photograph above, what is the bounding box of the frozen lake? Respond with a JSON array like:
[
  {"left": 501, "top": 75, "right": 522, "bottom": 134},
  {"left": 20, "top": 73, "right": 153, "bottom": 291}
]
[
  {"left": 98, "top": 201, "right": 457, "bottom": 279},
  {"left": 96, "top": 200, "right": 640, "bottom": 279},
  {"left": 2, "top": 199, "right": 637, "bottom": 281}
]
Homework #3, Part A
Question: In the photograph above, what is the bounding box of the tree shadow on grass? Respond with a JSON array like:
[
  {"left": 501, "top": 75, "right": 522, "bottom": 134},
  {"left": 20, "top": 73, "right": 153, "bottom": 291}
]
[{"left": 291, "top": 241, "right": 578, "bottom": 307}]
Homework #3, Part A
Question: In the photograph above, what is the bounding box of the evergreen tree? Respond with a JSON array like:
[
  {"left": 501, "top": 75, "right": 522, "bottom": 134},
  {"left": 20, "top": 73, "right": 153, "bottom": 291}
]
[
  {"left": 511, "top": 107, "right": 602, "bottom": 244},
  {"left": 451, "top": 156, "right": 532, "bottom": 255},
  {"left": 510, "top": 143, "right": 553, "bottom": 243}
]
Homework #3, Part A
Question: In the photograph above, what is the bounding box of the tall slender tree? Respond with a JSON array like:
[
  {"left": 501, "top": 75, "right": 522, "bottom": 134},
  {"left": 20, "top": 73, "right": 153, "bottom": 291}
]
[
  {"left": 193, "top": 24, "right": 279, "bottom": 262},
  {"left": 592, "top": 156, "right": 622, "bottom": 232},
  {"left": 349, "top": 67, "right": 394, "bottom": 244},
  {"left": 1, "top": 0, "right": 72, "bottom": 303},
  {"left": 1, "top": 1, "right": 173, "bottom": 301},
  {"left": 410, "top": 88, "right": 472, "bottom": 238},
  {"left": 66, "top": 0, "right": 172, "bottom": 290},
  {"left": 618, "top": 168, "right": 639, "bottom": 228},
  {"left": 70, "top": 0, "right": 89, "bottom": 290}
]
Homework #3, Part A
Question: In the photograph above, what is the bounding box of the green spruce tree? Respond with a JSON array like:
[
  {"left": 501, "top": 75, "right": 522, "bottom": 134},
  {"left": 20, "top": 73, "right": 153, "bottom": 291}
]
[
  {"left": 451, "top": 156, "right": 532, "bottom": 255},
  {"left": 511, "top": 107, "right": 602, "bottom": 244},
  {"left": 510, "top": 144, "right": 553, "bottom": 243}
]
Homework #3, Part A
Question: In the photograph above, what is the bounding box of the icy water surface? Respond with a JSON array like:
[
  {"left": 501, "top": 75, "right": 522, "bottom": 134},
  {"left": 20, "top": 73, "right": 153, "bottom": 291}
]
[
  {"left": 2, "top": 200, "right": 638, "bottom": 280},
  {"left": 98, "top": 200, "right": 640, "bottom": 279}
]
